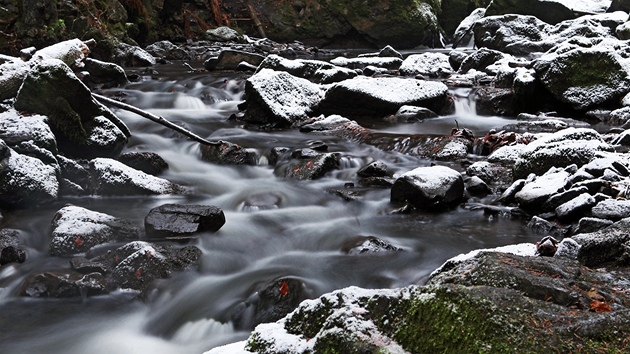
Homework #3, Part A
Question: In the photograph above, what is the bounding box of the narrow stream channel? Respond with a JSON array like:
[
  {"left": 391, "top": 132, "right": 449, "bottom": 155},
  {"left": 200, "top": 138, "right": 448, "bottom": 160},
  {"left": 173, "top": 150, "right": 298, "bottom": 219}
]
[{"left": 0, "top": 61, "right": 543, "bottom": 353}]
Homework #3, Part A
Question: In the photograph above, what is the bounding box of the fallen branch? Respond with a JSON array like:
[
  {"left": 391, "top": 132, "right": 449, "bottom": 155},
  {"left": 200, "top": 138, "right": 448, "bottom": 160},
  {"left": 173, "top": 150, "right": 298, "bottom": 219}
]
[{"left": 93, "top": 93, "right": 220, "bottom": 146}]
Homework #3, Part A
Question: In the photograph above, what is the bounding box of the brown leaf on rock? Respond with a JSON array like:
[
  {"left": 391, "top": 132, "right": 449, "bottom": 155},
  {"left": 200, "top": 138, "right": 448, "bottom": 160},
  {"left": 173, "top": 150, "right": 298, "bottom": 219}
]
[{"left": 589, "top": 300, "right": 612, "bottom": 313}]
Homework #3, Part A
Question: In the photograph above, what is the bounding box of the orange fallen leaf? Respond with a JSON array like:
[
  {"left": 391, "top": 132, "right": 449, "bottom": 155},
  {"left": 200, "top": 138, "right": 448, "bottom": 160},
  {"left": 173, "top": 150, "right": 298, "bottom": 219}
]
[
  {"left": 279, "top": 280, "right": 289, "bottom": 297},
  {"left": 74, "top": 236, "right": 84, "bottom": 247},
  {"left": 590, "top": 300, "right": 612, "bottom": 313}
]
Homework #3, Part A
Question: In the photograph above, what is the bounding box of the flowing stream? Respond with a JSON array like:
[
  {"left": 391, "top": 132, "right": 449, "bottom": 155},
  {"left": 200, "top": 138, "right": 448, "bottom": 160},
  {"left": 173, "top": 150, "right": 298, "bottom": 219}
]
[{"left": 0, "top": 61, "right": 542, "bottom": 353}]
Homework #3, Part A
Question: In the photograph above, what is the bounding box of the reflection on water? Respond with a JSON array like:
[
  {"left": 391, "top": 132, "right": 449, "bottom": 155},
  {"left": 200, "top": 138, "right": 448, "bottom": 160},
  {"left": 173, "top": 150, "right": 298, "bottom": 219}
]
[{"left": 0, "top": 63, "right": 541, "bottom": 354}]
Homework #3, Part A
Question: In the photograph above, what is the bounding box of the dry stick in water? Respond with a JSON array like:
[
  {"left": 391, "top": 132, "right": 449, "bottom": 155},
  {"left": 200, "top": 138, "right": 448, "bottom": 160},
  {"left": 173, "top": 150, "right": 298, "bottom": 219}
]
[{"left": 93, "top": 93, "right": 220, "bottom": 146}]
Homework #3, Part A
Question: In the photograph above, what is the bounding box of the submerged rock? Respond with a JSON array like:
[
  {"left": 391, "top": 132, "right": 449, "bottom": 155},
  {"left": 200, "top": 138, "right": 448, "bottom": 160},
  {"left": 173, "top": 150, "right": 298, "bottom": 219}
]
[{"left": 20, "top": 271, "right": 107, "bottom": 298}]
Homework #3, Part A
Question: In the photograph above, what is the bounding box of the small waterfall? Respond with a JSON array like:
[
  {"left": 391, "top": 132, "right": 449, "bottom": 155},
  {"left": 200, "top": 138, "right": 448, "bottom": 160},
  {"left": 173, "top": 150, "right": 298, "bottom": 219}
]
[{"left": 452, "top": 88, "right": 477, "bottom": 118}]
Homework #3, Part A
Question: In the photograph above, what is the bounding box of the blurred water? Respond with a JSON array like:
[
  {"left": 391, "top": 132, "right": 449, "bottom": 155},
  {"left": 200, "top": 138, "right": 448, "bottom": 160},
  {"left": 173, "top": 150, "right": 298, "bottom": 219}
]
[{"left": 0, "top": 62, "right": 541, "bottom": 354}]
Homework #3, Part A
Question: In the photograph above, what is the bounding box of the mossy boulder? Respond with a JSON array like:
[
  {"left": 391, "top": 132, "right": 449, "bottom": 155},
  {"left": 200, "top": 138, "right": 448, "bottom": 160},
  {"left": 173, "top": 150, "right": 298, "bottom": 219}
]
[
  {"left": 14, "top": 59, "right": 130, "bottom": 158},
  {"left": 533, "top": 47, "right": 630, "bottom": 110},
  {"left": 254, "top": 0, "right": 441, "bottom": 49},
  {"left": 222, "top": 247, "right": 630, "bottom": 354}
]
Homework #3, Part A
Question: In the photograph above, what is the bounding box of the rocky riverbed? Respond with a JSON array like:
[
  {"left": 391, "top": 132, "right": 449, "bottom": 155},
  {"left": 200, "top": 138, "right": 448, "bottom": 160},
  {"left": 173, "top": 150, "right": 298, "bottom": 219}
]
[{"left": 3, "top": 0, "right": 630, "bottom": 353}]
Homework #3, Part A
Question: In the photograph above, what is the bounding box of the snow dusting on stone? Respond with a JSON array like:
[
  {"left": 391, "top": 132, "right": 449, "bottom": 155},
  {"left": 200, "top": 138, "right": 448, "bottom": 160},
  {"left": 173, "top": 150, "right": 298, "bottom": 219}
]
[
  {"left": 90, "top": 158, "right": 176, "bottom": 194},
  {"left": 248, "top": 68, "right": 323, "bottom": 123},
  {"left": 335, "top": 76, "right": 448, "bottom": 105},
  {"left": 5, "top": 149, "right": 58, "bottom": 198},
  {"left": 399, "top": 52, "right": 452, "bottom": 77},
  {"left": 0, "top": 109, "right": 57, "bottom": 151},
  {"left": 431, "top": 243, "right": 537, "bottom": 277},
  {"left": 33, "top": 39, "right": 88, "bottom": 67}
]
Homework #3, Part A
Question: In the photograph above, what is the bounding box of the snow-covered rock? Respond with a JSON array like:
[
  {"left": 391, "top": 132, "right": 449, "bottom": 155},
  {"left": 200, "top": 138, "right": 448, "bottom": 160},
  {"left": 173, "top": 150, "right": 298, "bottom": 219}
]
[
  {"left": 319, "top": 76, "right": 450, "bottom": 119},
  {"left": 49, "top": 205, "right": 141, "bottom": 256},
  {"left": 533, "top": 42, "right": 630, "bottom": 110},
  {"left": 399, "top": 52, "right": 452, "bottom": 77},
  {"left": 513, "top": 128, "right": 613, "bottom": 179},
  {"left": 390, "top": 165, "right": 464, "bottom": 210},
  {"left": 256, "top": 54, "right": 356, "bottom": 84},
  {"left": 514, "top": 169, "right": 571, "bottom": 209},
  {"left": 486, "top": 0, "right": 612, "bottom": 25},
  {"left": 243, "top": 69, "right": 323, "bottom": 126},
  {"left": 330, "top": 56, "right": 402, "bottom": 70},
  {"left": 0, "top": 143, "right": 58, "bottom": 208},
  {"left": 88, "top": 158, "right": 182, "bottom": 195}
]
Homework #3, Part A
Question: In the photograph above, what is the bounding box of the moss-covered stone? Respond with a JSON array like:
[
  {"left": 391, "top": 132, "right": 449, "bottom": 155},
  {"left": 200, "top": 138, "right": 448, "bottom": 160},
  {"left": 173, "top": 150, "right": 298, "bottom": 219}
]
[
  {"left": 241, "top": 249, "right": 630, "bottom": 354},
  {"left": 256, "top": 0, "right": 441, "bottom": 48},
  {"left": 14, "top": 60, "right": 129, "bottom": 158}
]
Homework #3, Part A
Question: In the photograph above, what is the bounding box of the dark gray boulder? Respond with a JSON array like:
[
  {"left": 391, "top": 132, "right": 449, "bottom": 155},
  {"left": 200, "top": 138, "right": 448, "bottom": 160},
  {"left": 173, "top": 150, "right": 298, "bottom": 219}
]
[
  {"left": 49, "top": 205, "right": 141, "bottom": 256},
  {"left": 357, "top": 161, "right": 388, "bottom": 178},
  {"left": 83, "top": 58, "right": 128, "bottom": 88},
  {"left": 274, "top": 150, "right": 340, "bottom": 180},
  {"left": 118, "top": 151, "right": 169, "bottom": 176},
  {"left": 200, "top": 140, "right": 257, "bottom": 165},
  {"left": 572, "top": 217, "right": 630, "bottom": 267},
  {"left": 144, "top": 204, "right": 226, "bottom": 241},
  {"left": 110, "top": 241, "right": 173, "bottom": 290},
  {"left": 342, "top": 236, "right": 404, "bottom": 255},
  {"left": 391, "top": 165, "right": 464, "bottom": 210},
  {"left": 485, "top": 0, "right": 589, "bottom": 25},
  {"left": 20, "top": 271, "right": 107, "bottom": 298}
]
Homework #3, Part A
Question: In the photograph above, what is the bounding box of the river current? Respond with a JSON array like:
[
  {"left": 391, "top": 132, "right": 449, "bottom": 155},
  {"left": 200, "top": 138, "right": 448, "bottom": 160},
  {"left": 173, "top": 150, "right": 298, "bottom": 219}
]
[{"left": 0, "top": 61, "right": 542, "bottom": 353}]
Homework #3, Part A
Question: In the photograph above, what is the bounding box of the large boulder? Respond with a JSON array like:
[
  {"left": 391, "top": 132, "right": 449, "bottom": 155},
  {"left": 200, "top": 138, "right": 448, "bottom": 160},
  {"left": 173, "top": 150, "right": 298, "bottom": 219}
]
[
  {"left": 473, "top": 13, "right": 624, "bottom": 56},
  {"left": 319, "top": 76, "right": 450, "bottom": 119},
  {"left": 255, "top": 0, "right": 441, "bottom": 49},
  {"left": 242, "top": 69, "right": 323, "bottom": 126},
  {"left": 212, "top": 251, "right": 630, "bottom": 353},
  {"left": 390, "top": 165, "right": 464, "bottom": 210},
  {"left": 533, "top": 43, "right": 630, "bottom": 110},
  {"left": 144, "top": 204, "right": 226, "bottom": 241},
  {"left": 49, "top": 205, "right": 141, "bottom": 256},
  {"left": 485, "top": 0, "right": 610, "bottom": 25},
  {"left": 13, "top": 59, "right": 130, "bottom": 158}
]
